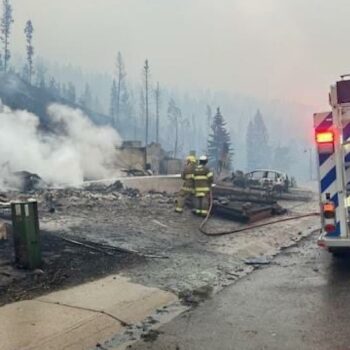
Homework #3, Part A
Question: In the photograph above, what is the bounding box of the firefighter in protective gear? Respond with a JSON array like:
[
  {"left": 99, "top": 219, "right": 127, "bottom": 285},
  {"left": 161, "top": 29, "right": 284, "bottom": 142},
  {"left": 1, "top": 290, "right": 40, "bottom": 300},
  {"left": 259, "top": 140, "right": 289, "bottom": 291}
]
[
  {"left": 175, "top": 155, "right": 197, "bottom": 213},
  {"left": 193, "top": 155, "right": 214, "bottom": 216}
]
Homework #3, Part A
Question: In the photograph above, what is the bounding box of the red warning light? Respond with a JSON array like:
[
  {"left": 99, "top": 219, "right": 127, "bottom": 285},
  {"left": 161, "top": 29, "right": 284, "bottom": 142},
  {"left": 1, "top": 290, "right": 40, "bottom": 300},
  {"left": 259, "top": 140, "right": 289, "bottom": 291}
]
[
  {"left": 316, "top": 131, "right": 334, "bottom": 143},
  {"left": 325, "top": 224, "right": 336, "bottom": 233}
]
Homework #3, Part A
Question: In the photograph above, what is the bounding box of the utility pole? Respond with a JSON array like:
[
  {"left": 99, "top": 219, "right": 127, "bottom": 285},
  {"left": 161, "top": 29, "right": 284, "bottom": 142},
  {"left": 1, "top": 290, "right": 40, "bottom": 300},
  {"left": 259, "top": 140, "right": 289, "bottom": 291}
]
[
  {"left": 116, "top": 52, "right": 126, "bottom": 130},
  {"left": 309, "top": 148, "right": 313, "bottom": 181},
  {"left": 191, "top": 113, "right": 196, "bottom": 152},
  {"left": 155, "top": 81, "right": 160, "bottom": 144},
  {"left": 304, "top": 148, "right": 313, "bottom": 180},
  {"left": 133, "top": 113, "right": 137, "bottom": 140},
  {"left": 174, "top": 111, "right": 178, "bottom": 159},
  {"left": 144, "top": 59, "right": 150, "bottom": 146},
  {"left": 206, "top": 105, "right": 212, "bottom": 137}
]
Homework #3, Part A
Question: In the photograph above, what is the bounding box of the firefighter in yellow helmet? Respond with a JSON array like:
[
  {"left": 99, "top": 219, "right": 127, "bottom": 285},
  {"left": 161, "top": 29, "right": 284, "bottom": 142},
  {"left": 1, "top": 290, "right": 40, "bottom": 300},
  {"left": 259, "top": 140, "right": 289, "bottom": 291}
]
[
  {"left": 193, "top": 155, "right": 214, "bottom": 216},
  {"left": 175, "top": 155, "right": 197, "bottom": 213}
]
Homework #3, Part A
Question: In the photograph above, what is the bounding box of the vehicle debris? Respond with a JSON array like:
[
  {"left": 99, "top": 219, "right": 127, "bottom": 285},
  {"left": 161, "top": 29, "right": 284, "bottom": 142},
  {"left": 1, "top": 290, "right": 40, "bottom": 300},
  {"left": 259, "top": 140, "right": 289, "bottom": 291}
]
[{"left": 4, "top": 171, "right": 46, "bottom": 192}]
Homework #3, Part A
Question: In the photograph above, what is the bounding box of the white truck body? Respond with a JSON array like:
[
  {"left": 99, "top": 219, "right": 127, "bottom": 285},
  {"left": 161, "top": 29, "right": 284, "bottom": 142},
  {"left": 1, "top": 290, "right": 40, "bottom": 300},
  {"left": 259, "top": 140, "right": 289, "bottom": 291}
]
[{"left": 315, "top": 77, "right": 350, "bottom": 251}]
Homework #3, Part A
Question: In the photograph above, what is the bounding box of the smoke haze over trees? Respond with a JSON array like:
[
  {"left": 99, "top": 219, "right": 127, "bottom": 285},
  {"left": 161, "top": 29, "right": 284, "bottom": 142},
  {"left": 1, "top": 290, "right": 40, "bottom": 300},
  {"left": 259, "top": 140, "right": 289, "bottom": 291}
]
[{"left": 0, "top": 0, "right": 316, "bottom": 182}]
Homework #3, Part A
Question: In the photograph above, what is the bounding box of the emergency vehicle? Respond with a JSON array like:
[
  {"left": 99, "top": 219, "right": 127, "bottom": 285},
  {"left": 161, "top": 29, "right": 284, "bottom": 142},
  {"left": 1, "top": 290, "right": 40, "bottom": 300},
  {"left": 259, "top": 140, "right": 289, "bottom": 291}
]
[{"left": 315, "top": 76, "right": 350, "bottom": 253}]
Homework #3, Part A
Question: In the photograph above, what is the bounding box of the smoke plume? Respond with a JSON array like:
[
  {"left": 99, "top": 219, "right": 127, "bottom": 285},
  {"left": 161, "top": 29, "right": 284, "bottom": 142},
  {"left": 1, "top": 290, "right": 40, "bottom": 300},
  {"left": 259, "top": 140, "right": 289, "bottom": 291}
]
[{"left": 0, "top": 103, "right": 121, "bottom": 188}]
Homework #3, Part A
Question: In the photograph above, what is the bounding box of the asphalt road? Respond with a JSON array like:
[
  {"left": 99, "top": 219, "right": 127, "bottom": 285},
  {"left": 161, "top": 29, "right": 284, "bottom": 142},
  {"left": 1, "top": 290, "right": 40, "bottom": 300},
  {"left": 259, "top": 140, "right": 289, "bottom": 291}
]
[{"left": 130, "top": 233, "right": 350, "bottom": 350}]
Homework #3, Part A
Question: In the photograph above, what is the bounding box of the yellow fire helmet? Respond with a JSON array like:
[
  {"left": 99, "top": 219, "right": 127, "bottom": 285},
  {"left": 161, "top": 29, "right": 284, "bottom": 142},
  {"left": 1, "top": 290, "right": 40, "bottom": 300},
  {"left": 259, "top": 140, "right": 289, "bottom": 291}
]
[{"left": 186, "top": 155, "right": 196, "bottom": 163}]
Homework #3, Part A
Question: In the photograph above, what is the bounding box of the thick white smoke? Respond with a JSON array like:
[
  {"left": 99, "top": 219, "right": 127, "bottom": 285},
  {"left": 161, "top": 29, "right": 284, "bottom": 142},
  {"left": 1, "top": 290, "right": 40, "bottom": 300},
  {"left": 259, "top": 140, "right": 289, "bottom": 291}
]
[{"left": 0, "top": 103, "right": 121, "bottom": 187}]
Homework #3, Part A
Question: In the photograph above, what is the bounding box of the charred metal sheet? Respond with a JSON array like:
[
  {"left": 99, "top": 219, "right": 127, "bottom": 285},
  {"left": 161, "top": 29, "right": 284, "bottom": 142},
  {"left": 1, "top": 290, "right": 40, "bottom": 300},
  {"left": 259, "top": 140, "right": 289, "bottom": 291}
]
[
  {"left": 213, "top": 184, "right": 313, "bottom": 202},
  {"left": 212, "top": 192, "right": 287, "bottom": 223}
]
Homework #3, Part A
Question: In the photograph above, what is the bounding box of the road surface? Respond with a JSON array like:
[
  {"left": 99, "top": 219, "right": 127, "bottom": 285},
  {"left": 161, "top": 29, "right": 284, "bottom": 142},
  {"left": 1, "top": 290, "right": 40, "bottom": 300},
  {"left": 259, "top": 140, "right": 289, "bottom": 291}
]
[{"left": 130, "top": 233, "right": 350, "bottom": 350}]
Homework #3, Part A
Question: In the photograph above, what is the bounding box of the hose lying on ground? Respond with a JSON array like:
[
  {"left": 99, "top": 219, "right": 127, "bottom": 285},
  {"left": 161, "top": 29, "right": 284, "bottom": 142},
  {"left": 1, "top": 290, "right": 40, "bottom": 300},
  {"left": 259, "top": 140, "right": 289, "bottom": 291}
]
[{"left": 199, "top": 191, "right": 320, "bottom": 236}]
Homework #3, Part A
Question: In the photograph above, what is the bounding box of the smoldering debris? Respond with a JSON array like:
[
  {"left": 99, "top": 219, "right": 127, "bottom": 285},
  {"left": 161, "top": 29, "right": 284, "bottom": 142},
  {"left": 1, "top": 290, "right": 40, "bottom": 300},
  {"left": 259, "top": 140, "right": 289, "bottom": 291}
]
[
  {"left": 84, "top": 180, "right": 124, "bottom": 193},
  {"left": 0, "top": 103, "right": 122, "bottom": 189},
  {"left": 32, "top": 182, "right": 146, "bottom": 214}
]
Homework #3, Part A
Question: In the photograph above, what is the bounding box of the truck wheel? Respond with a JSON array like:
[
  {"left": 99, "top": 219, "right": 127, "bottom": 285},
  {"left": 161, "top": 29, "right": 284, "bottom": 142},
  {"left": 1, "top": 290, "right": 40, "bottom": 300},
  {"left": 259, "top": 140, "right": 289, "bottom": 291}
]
[
  {"left": 332, "top": 252, "right": 345, "bottom": 258},
  {"left": 329, "top": 249, "right": 348, "bottom": 258}
]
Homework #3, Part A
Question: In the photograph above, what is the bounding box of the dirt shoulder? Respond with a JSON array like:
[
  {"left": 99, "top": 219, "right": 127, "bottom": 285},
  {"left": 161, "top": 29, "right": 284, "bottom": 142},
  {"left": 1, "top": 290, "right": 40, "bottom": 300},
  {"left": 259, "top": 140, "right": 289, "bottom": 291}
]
[{"left": 0, "top": 228, "right": 143, "bottom": 306}]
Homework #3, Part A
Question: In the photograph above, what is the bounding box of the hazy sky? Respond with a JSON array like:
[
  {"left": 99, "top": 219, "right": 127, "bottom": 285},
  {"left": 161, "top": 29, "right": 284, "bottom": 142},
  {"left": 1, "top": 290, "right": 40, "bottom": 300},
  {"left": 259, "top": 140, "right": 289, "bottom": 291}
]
[{"left": 10, "top": 0, "right": 350, "bottom": 108}]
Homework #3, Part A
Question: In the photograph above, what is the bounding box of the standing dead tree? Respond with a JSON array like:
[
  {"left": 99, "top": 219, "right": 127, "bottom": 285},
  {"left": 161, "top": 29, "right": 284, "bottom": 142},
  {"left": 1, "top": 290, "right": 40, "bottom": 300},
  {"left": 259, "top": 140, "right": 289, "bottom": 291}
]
[
  {"left": 24, "top": 20, "right": 34, "bottom": 84},
  {"left": 115, "top": 52, "right": 126, "bottom": 129},
  {"left": 109, "top": 79, "right": 117, "bottom": 126},
  {"left": 0, "top": 0, "right": 13, "bottom": 72}
]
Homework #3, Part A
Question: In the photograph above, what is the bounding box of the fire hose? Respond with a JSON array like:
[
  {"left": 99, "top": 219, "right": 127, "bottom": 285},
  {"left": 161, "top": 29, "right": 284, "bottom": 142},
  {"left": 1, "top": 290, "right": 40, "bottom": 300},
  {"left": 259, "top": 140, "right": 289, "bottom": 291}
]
[{"left": 199, "top": 190, "right": 320, "bottom": 236}]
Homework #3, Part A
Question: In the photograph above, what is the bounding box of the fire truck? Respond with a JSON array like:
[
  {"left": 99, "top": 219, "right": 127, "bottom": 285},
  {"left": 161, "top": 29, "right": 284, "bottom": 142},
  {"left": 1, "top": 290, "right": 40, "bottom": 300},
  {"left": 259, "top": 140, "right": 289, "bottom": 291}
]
[{"left": 315, "top": 76, "right": 350, "bottom": 253}]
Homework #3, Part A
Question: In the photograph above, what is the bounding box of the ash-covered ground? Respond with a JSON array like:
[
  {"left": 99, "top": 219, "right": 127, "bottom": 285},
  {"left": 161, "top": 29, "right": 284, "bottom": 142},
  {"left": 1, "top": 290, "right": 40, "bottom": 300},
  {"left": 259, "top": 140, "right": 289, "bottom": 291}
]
[{"left": 0, "top": 182, "right": 319, "bottom": 306}]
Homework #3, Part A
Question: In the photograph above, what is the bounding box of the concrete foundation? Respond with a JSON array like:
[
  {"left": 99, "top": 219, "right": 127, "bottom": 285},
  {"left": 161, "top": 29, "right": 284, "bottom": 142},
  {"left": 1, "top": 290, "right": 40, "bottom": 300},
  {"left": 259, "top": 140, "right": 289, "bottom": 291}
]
[{"left": 84, "top": 175, "right": 183, "bottom": 194}]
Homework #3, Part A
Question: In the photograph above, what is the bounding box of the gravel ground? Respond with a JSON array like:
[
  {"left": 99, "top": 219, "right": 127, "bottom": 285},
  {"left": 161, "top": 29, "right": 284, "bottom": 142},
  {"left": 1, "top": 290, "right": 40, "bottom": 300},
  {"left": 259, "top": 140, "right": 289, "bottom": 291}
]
[
  {"left": 0, "top": 185, "right": 319, "bottom": 306},
  {"left": 40, "top": 187, "right": 319, "bottom": 295}
]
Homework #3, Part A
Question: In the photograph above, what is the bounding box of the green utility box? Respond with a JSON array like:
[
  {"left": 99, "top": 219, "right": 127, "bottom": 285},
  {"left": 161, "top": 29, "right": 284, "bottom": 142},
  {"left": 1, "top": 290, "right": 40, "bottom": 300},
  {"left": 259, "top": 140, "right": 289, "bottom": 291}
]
[{"left": 11, "top": 200, "right": 41, "bottom": 269}]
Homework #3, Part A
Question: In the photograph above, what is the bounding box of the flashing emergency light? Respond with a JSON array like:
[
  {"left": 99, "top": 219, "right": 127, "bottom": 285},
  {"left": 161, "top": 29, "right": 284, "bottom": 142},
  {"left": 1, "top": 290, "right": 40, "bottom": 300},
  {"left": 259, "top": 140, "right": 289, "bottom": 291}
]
[
  {"left": 316, "top": 131, "right": 334, "bottom": 144},
  {"left": 323, "top": 202, "right": 335, "bottom": 219}
]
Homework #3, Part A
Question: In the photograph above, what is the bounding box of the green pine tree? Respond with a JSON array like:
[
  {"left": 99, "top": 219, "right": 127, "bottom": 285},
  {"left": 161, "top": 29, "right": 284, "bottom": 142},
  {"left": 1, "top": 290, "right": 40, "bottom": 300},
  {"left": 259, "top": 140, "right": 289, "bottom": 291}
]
[
  {"left": 246, "top": 109, "right": 270, "bottom": 170},
  {"left": 207, "top": 107, "right": 233, "bottom": 173}
]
